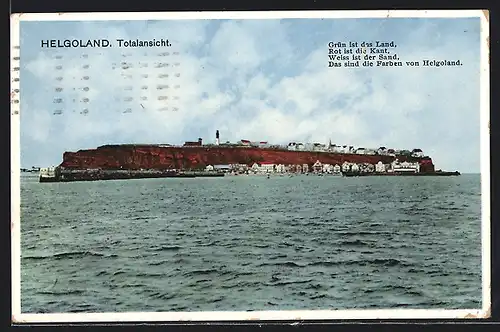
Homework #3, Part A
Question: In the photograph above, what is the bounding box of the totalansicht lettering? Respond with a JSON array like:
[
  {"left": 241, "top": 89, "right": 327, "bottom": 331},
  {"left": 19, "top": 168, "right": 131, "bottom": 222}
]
[{"left": 40, "top": 39, "right": 172, "bottom": 48}]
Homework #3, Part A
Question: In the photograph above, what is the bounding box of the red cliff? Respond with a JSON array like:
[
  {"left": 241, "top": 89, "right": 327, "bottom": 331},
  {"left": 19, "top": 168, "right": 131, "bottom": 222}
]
[{"left": 59, "top": 145, "right": 436, "bottom": 173}]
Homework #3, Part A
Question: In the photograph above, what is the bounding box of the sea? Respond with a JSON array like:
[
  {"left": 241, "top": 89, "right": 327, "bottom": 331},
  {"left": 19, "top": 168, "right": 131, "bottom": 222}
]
[{"left": 19, "top": 173, "right": 483, "bottom": 313}]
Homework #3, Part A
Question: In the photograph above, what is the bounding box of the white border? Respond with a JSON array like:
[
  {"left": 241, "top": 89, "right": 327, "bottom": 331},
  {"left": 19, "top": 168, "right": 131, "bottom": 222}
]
[{"left": 10, "top": 9, "right": 491, "bottom": 323}]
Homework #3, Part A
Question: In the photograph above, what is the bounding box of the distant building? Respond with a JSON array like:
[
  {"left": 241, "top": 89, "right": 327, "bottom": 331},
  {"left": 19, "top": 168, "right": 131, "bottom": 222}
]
[
  {"left": 312, "top": 143, "right": 325, "bottom": 152},
  {"left": 391, "top": 159, "right": 420, "bottom": 173},
  {"left": 312, "top": 160, "right": 322, "bottom": 172},
  {"left": 365, "top": 163, "right": 375, "bottom": 172},
  {"left": 184, "top": 138, "right": 203, "bottom": 147},
  {"left": 365, "top": 149, "right": 377, "bottom": 155},
  {"left": 260, "top": 162, "right": 275, "bottom": 173},
  {"left": 333, "top": 164, "right": 341, "bottom": 173},
  {"left": 205, "top": 165, "right": 214, "bottom": 172},
  {"left": 276, "top": 164, "right": 286, "bottom": 173},
  {"left": 355, "top": 148, "right": 366, "bottom": 155},
  {"left": 377, "top": 147, "right": 388, "bottom": 155},
  {"left": 240, "top": 139, "right": 251, "bottom": 146},
  {"left": 213, "top": 164, "right": 231, "bottom": 172},
  {"left": 411, "top": 148, "right": 424, "bottom": 158},
  {"left": 330, "top": 145, "right": 341, "bottom": 153},
  {"left": 230, "top": 163, "right": 248, "bottom": 171},
  {"left": 322, "top": 163, "right": 334, "bottom": 173},
  {"left": 375, "top": 161, "right": 385, "bottom": 173},
  {"left": 351, "top": 163, "right": 360, "bottom": 172}
]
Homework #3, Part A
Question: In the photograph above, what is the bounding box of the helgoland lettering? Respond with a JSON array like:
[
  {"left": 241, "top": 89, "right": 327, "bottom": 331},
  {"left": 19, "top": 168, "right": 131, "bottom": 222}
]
[{"left": 40, "top": 39, "right": 111, "bottom": 48}]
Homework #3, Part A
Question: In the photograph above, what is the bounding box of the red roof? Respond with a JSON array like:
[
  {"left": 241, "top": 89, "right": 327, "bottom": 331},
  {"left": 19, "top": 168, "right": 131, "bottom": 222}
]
[{"left": 241, "top": 139, "right": 250, "bottom": 143}]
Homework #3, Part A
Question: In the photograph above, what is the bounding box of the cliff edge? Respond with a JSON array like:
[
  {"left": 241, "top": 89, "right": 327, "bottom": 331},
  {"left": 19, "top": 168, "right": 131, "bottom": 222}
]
[{"left": 59, "top": 145, "right": 436, "bottom": 173}]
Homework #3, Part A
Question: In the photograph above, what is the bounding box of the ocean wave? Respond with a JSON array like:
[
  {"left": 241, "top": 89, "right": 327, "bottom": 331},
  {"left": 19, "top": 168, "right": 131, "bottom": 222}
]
[
  {"left": 131, "top": 215, "right": 156, "bottom": 220},
  {"left": 135, "top": 272, "right": 167, "bottom": 278},
  {"left": 150, "top": 245, "right": 182, "bottom": 252},
  {"left": 336, "top": 231, "right": 393, "bottom": 236},
  {"left": 267, "top": 254, "right": 288, "bottom": 260},
  {"left": 364, "top": 284, "right": 423, "bottom": 296},
  {"left": 308, "top": 258, "right": 409, "bottom": 267},
  {"left": 310, "top": 294, "right": 327, "bottom": 299},
  {"left": 266, "top": 279, "right": 313, "bottom": 286},
  {"left": 257, "top": 262, "right": 304, "bottom": 268},
  {"left": 338, "top": 239, "right": 369, "bottom": 246},
  {"left": 150, "top": 291, "right": 177, "bottom": 300},
  {"left": 183, "top": 269, "right": 219, "bottom": 277},
  {"left": 39, "top": 289, "right": 85, "bottom": 296},
  {"left": 23, "top": 251, "right": 116, "bottom": 261}
]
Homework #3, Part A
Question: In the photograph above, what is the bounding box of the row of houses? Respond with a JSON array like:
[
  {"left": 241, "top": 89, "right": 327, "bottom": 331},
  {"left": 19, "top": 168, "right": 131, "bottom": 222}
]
[
  {"left": 204, "top": 159, "right": 421, "bottom": 174},
  {"left": 183, "top": 135, "right": 425, "bottom": 159},
  {"left": 286, "top": 142, "right": 425, "bottom": 158},
  {"left": 236, "top": 139, "right": 425, "bottom": 158}
]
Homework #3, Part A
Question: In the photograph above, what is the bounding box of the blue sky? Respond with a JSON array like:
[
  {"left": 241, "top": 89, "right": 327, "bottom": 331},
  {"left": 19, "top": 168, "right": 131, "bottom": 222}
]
[{"left": 19, "top": 17, "right": 481, "bottom": 172}]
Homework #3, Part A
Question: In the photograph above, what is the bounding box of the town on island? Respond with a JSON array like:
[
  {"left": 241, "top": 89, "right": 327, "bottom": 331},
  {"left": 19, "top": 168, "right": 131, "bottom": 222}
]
[{"left": 35, "top": 130, "right": 460, "bottom": 183}]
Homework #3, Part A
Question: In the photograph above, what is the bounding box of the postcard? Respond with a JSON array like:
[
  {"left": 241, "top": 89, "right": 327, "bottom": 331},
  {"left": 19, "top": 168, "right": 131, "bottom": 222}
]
[{"left": 10, "top": 10, "right": 490, "bottom": 323}]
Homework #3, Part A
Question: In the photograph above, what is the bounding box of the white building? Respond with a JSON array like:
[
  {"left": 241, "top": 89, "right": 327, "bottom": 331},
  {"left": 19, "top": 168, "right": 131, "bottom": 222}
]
[
  {"left": 239, "top": 140, "right": 251, "bottom": 146},
  {"left": 276, "top": 164, "right": 286, "bottom": 173},
  {"left": 333, "top": 164, "right": 341, "bottom": 173},
  {"left": 391, "top": 159, "right": 420, "bottom": 173},
  {"left": 230, "top": 163, "right": 248, "bottom": 172},
  {"left": 312, "top": 143, "right": 325, "bottom": 152},
  {"left": 355, "top": 148, "right": 366, "bottom": 155},
  {"left": 375, "top": 161, "right": 385, "bottom": 173},
  {"left": 251, "top": 163, "right": 260, "bottom": 173},
  {"left": 377, "top": 147, "right": 387, "bottom": 155},
  {"left": 259, "top": 141, "right": 269, "bottom": 148},
  {"left": 322, "top": 163, "right": 334, "bottom": 173},
  {"left": 331, "top": 145, "right": 343, "bottom": 153},
  {"left": 214, "top": 164, "right": 231, "bottom": 172},
  {"left": 303, "top": 143, "right": 314, "bottom": 151},
  {"left": 302, "top": 164, "right": 309, "bottom": 173},
  {"left": 39, "top": 166, "right": 57, "bottom": 179},
  {"left": 296, "top": 143, "right": 305, "bottom": 151},
  {"left": 411, "top": 149, "right": 424, "bottom": 158},
  {"left": 365, "top": 149, "right": 377, "bottom": 155},
  {"left": 365, "top": 163, "right": 375, "bottom": 172},
  {"left": 341, "top": 162, "right": 351, "bottom": 172},
  {"left": 312, "top": 160, "right": 322, "bottom": 172},
  {"left": 205, "top": 165, "right": 214, "bottom": 172},
  {"left": 351, "top": 163, "right": 360, "bottom": 172},
  {"left": 260, "top": 162, "right": 275, "bottom": 173}
]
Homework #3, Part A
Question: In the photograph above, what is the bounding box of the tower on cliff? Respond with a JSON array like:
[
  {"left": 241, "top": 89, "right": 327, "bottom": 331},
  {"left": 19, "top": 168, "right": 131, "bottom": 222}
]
[{"left": 216, "top": 130, "right": 220, "bottom": 145}]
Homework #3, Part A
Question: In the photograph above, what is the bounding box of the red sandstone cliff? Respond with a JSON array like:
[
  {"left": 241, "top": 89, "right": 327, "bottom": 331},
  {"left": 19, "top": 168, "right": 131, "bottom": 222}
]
[{"left": 59, "top": 145, "right": 435, "bottom": 173}]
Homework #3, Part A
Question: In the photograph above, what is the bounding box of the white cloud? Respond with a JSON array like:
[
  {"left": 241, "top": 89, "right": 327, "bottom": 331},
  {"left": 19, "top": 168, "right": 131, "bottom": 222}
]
[{"left": 19, "top": 18, "right": 481, "bottom": 172}]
